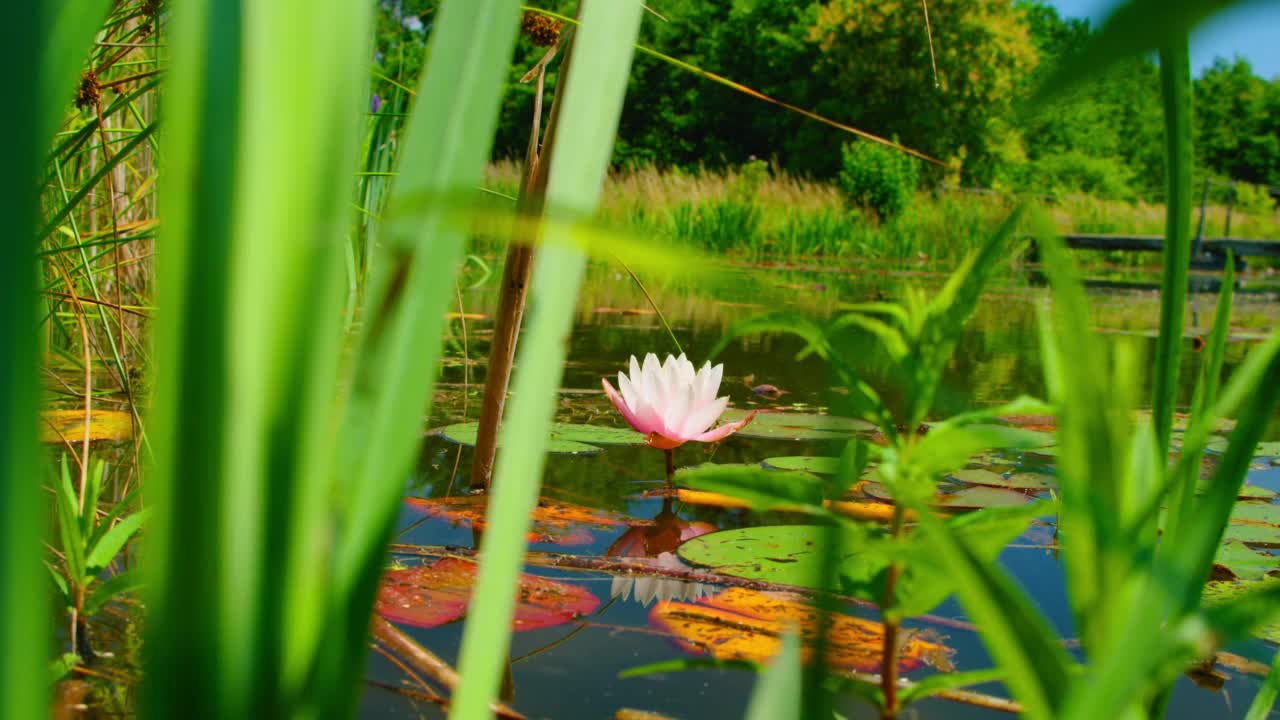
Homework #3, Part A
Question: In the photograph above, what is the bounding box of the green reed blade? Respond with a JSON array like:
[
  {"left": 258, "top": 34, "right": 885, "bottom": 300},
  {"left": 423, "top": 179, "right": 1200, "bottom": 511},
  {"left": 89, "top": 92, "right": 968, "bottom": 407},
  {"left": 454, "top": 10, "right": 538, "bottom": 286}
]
[
  {"left": 912, "top": 504, "right": 1072, "bottom": 720},
  {"left": 321, "top": 1, "right": 524, "bottom": 714},
  {"left": 144, "top": 0, "right": 374, "bottom": 715},
  {"left": 449, "top": 2, "right": 645, "bottom": 718},
  {"left": 1151, "top": 38, "right": 1194, "bottom": 457},
  {"left": 4, "top": 4, "right": 108, "bottom": 719}
]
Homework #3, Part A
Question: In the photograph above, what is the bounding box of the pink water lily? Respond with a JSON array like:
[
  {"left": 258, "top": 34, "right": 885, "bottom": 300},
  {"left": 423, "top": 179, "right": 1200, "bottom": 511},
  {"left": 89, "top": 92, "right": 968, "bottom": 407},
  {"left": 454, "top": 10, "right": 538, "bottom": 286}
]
[{"left": 602, "top": 353, "right": 755, "bottom": 450}]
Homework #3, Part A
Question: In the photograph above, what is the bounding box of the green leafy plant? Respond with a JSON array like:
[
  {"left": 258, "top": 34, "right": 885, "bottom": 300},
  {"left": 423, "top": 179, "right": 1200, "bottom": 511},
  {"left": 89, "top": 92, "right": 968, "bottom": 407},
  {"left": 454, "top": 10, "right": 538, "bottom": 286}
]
[
  {"left": 47, "top": 456, "right": 147, "bottom": 659},
  {"left": 839, "top": 139, "right": 921, "bottom": 220}
]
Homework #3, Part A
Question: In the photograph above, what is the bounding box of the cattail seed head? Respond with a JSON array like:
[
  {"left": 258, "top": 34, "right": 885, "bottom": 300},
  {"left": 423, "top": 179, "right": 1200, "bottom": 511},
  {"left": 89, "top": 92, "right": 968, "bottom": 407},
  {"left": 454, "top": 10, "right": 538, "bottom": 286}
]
[{"left": 521, "top": 11, "right": 562, "bottom": 47}]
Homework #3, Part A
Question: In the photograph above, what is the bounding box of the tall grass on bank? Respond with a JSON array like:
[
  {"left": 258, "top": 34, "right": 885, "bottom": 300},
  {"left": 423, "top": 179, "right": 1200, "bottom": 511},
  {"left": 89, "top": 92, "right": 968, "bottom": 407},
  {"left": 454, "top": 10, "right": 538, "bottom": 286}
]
[{"left": 485, "top": 160, "right": 1280, "bottom": 265}]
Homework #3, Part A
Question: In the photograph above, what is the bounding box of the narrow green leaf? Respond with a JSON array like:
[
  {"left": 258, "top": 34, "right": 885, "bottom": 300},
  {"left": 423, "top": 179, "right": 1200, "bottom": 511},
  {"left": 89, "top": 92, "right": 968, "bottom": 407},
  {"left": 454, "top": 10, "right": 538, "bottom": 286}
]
[
  {"left": 619, "top": 658, "right": 760, "bottom": 679},
  {"left": 1150, "top": 38, "right": 1194, "bottom": 458},
  {"left": 677, "top": 463, "right": 828, "bottom": 514},
  {"left": 84, "top": 569, "right": 145, "bottom": 617},
  {"left": 1244, "top": 651, "right": 1280, "bottom": 720},
  {"left": 912, "top": 504, "right": 1073, "bottom": 720},
  {"left": 898, "top": 667, "right": 1006, "bottom": 706},
  {"left": 85, "top": 509, "right": 149, "bottom": 573},
  {"left": 745, "top": 631, "right": 804, "bottom": 720},
  {"left": 55, "top": 457, "right": 85, "bottom": 585},
  {"left": 449, "top": 3, "right": 645, "bottom": 718}
]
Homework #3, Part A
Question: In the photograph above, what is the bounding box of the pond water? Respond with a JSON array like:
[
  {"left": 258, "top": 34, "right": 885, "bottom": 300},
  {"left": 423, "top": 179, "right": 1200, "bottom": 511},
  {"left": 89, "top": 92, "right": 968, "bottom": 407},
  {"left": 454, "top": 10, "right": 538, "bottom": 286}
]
[{"left": 362, "top": 259, "right": 1280, "bottom": 719}]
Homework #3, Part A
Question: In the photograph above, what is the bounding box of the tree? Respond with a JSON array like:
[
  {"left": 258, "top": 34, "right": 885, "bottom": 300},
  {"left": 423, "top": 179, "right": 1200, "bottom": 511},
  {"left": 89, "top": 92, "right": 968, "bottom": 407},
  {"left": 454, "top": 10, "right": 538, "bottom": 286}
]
[
  {"left": 808, "top": 0, "right": 1040, "bottom": 184},
  {"left": 1195, "top": 57, "right": 1280, "bottom": 187}
]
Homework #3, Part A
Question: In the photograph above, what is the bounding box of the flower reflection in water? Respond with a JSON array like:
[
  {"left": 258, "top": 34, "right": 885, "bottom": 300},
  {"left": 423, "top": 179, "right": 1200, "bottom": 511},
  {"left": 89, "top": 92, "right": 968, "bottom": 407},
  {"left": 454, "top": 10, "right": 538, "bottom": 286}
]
[{"left": 605, "top": 499, "right": 718, "bottom": 607}]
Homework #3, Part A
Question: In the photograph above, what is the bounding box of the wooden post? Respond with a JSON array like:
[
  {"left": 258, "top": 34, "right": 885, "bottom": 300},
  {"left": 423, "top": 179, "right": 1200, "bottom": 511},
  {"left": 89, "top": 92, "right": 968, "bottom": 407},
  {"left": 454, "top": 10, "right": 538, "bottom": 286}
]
[{"left": 470, "top": 34, "right": 572, "bottom": 491}]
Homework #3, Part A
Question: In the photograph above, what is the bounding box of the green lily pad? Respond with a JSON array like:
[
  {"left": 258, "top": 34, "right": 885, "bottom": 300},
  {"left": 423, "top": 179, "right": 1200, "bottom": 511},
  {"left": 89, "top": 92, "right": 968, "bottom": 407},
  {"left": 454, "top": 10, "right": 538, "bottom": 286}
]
[
  {"left": 720, "top": 409, "right": 874, "bottom": 441},
  {"left": 676, "top": 525, "right": 877, "bottom": 590},
  {"left": 1213, "top": 541, "right": 1279, "bottom": 581},
  {"left": 761, "top": 456, "right": 842, "bottom": 474},
  {"left": 1229, "top": 502, "right": 1280, "bottom": 525},
  {"left": 1203, "top": 577, "right": 1280, "bottom": 643},
  {"left": 862, "top": 482, "right": 1031, "bottom": 509},
  {"left": 935, "top": 486, "right": 1032, "bottom": 510},
  {"left": 1203, "top": 437, "right": 1280, "bottom": 458},
  {"left": 1200, "top": 482, "right": 1277, "bottom": 501},
  {"left": 950, "top": 469, "right": 1056, "bottom": 491},
  {"left": 1222, "top": 523, "right": 1280, "bottom": 547},
  {"left": 432, "top": 422, "right": 644, "bottom": 455}
]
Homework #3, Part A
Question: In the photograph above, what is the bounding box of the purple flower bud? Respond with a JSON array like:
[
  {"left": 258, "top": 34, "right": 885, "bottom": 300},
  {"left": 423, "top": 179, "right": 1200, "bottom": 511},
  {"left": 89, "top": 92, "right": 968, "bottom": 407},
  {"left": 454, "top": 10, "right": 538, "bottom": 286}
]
[{"left": 371, "top": 94, "right": 381, "bottom": 113}]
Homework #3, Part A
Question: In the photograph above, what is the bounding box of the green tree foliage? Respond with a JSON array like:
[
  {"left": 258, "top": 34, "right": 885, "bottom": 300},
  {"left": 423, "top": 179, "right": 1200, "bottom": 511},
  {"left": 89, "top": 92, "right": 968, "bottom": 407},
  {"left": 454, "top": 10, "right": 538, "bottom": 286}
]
[
  {"left": 378, "top": 1, "right": 1279, "bottom": 202},
  {"left": 810, "top": 0, "right": 1039, "bottom": 184},
  {"left": 1195, "top": 57, "right": 1280, "bottom": 187}
]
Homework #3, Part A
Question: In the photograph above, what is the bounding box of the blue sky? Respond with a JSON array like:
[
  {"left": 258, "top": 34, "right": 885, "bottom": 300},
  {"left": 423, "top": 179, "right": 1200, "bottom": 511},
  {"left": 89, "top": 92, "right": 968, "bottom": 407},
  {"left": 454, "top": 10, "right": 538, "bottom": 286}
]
[{"left": 1045, "top": 0, "right": 1280, "bottom": 78}]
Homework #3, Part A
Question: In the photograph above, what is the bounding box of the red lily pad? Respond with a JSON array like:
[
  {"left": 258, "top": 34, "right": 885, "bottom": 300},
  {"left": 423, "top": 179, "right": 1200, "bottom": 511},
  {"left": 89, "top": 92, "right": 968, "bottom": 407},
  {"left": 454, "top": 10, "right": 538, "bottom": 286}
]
[
  {"left": 405, "top": 495, "right": 632, "bottom": 545},
  {"left": 376, "top": 558, "right": 599, "bottom": 631}
]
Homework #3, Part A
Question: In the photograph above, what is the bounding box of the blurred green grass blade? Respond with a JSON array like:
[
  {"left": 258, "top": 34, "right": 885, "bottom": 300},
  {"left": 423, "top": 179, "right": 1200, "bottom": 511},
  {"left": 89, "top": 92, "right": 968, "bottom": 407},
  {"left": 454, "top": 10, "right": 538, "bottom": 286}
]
[
  {"left": 331, "top": 0, "right": 523, "bottom": 593},
  {"left": 1244, "top": 652, "right": 1280, "bottom": 720},
  {"left": 1151, "top": 38, "right": 1194, "bottom": 458},
  {"left": 1034, "top": 0, "right": 1239, "bottom": 105},
  {"left": 1035, "top": 226, "right": 1133, "bottom": 653},
  {"left": 449, "top": 3, "right": 645, "bottom": 718},
  {"left": 1169, "top": 256, "right": 1234, "bottom": 542},
  {"left": 745, "top": 631, "right": 804, "bottom": 720},
  {"left": 146, "top": 0, "right": 375, "bottom": 715},
  {"left": 324, "top": 3, "right": 525, "bottom": 711},
  {"left": 912, "top": 506, "right": 1072, "bottom": 720},
  {"left": 1174, "top": 329, "right": 1280, "bottom": 613},
  {"left": 5, "top": 4, "right": 104, "bottom": 719}
]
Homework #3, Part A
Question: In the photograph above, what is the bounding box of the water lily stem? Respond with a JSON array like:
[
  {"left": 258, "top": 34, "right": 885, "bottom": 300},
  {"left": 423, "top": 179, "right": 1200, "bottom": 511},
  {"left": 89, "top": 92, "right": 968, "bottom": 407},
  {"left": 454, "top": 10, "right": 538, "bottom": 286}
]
[
  {"left": 664, "top": 448, "right": 675, "bottom": 485},
  {"left": 880, "top": 505, "right": 906, "bottom": 720}
]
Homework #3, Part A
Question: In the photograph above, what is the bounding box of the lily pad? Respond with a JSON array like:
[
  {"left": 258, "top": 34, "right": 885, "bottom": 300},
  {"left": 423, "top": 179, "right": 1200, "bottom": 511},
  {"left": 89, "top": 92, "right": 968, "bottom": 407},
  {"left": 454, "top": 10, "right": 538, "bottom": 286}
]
[
  {"left": 1203, "top": 437, "right": 1280, "bottom": 459},
  {"left": 950, "top": 468, "right": 1056, "bottom": 491},
  {"left": 648, "top": 587, "right": 952, "bottom": 674},
  {"left": 936, "top": 486, "right": 1032, "bottom": 510},
  {"left": 862, "top": 482, "right": 1028, "bottom": 510},
  {"left": 432, "top": 421, "right": 644, "bottom": 454},
  {"left": 719, "top": 409, "right": 874, "bottom": 441},
  {"left": 1213, "top": 541, "right": 1279, "bottom": 581},
  {"left": 39, "top": 409, "right": 133, "bottom": 443},
  {"left": 761, "top": 456, "right": 842, "bottom": 474},
  {"left": 405, "top": 495, "right": 631, "bottom": 545},
  {"left": 1203, "top": 577, "right": 1280, "bottom": 644},
  {"left": 377, "top": 557, "right": 598, "bottom": 630},
  {"left": 676, "top": 525, "right": 876, "bottom": 590}
]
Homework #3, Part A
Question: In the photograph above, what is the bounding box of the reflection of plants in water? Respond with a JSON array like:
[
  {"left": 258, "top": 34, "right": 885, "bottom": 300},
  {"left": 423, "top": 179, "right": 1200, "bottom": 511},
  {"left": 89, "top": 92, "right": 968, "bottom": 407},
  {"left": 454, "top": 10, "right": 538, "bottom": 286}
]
[{"left": 606, "top": 499, "right": 717, "bottom": 607}]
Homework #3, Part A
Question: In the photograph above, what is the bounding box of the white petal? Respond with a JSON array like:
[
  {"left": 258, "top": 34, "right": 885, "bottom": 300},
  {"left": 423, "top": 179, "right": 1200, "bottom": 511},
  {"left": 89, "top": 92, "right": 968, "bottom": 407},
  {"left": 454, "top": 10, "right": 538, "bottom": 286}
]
[
  {"left": 642, "top": 353, "right": 664, "bottom": 408},
  {"left": 682, "top": 395, "right": 728, "bottom": 437},
  {"left": 618, "top": 371, "right": 640, "bottom": 413},
  {"left": 707, "top": 363, "right": 724, "bottom": 397},
  {"left": 674, "top": 354, "right": 695, "bottom": 385},
  {"left": 664, "top": 381, "right": 695, "bottom": 439}
]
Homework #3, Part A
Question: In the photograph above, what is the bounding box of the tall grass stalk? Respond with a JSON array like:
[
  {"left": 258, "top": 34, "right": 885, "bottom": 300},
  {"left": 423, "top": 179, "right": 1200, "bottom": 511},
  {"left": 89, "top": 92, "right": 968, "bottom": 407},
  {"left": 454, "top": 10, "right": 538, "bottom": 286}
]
[
  {"left": 450, "top": 2, "right": 646, "bottom": 717},
  {"left": 1151, "top": 38, "right": 1193, "bottom": 456},
  {"left": 6, "top": 3, "right": 112, "bottom": 719},
  {"left": 143, "top": 0, "right": 375, "bottom": 715}
]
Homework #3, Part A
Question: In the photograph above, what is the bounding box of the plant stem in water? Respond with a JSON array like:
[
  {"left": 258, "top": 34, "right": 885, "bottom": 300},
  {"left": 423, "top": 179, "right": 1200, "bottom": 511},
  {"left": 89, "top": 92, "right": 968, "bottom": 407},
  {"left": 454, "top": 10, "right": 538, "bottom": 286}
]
[
  {"left": 880, "top": 504, "right": 906, "bottom": 720},
  {"left": 664, "top": 448, "right": 675, "bottom": 485}
]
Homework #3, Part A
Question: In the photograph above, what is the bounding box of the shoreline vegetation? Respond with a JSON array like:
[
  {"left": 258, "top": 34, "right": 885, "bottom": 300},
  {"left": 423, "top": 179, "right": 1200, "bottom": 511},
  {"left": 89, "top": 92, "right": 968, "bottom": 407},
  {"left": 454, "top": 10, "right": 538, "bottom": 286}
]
[{"left": 483, "top": 159, "right": 1280, "bottom": 268}]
